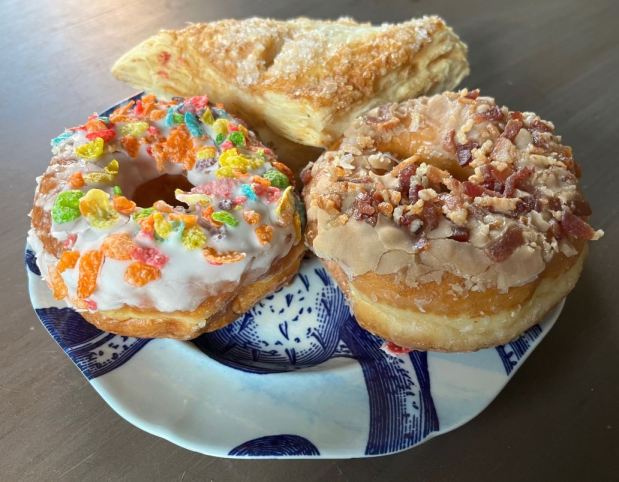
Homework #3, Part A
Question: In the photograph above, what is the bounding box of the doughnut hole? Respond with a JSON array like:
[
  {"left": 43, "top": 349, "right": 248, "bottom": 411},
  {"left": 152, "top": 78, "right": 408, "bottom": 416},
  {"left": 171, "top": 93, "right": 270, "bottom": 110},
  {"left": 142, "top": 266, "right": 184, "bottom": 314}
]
[
  {"left": 132, "top": 174, "right": 194, "bottom": 208},
  {"left": 380, "top": 127, "right": 474, "bottom": 181}
]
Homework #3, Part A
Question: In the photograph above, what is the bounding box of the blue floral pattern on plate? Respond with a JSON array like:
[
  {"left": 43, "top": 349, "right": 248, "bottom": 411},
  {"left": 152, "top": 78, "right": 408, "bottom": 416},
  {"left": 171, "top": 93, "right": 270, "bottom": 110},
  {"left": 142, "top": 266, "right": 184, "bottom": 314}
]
[{"left": 24, "top": 92, "right": 560, "bottom": 459}]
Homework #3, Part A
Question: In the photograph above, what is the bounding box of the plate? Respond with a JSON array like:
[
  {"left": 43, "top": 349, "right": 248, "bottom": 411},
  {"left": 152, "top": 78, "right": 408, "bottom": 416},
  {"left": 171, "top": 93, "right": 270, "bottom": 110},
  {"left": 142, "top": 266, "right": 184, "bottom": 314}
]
[
  {"left": 26, "top": 244, "right": 560, "bottom": 459},
  {"left": 25, "top": 94, "right": 561, "bottom": 459}
]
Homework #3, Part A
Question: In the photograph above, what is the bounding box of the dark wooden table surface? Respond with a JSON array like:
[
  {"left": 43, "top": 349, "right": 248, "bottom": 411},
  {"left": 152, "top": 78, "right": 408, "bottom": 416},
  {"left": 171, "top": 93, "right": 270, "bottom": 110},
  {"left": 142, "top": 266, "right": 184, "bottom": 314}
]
[{"left": 1, "top": 0, "right": 617, "bottom": 480}]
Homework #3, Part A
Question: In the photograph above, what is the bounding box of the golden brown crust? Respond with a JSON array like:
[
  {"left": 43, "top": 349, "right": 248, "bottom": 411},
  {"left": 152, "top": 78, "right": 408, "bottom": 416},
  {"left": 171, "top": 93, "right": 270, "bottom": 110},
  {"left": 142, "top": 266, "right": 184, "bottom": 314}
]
[
  {"left": 324, "top": 247, "right": 587, "bottom": 352},
  {"left": 111, "top": 16, "right": 469, "bottom": 147},
  {"left": 78, "top": 241, "right": 305, "bottom": 340}
]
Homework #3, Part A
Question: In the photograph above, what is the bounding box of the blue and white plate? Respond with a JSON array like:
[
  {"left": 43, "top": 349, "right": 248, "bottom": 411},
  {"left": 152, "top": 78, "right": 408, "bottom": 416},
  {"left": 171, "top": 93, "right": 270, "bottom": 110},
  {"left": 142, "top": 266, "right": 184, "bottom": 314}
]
[
  {"left": 25, "top": 92, "right": 562, "bottom": 458},
  {"left": 26, "top": 244, "right": 561, "bottom": 459}
]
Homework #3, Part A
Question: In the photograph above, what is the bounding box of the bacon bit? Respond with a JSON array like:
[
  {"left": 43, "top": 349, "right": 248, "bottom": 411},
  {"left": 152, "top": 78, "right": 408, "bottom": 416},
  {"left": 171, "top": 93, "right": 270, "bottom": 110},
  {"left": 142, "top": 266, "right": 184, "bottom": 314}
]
[
  {"left": 203, "top": 247, "right": 246, "bottom": 265},
  {"left": 514, "top": 196, "right": 537, "bottom": 215},
  {"left": 549, "top": 220, "right": 563, "bottom": 240},
  {"left": 456, "top": 141, "right": 480, "bottom": 166},
  {"left": 351, "top": 191, "right": 378, "bottom": 226},
  {"left": 502, "top": 119, "right": 524, "bottom": 142},
  {"left": 570, "top": 199, "right": 592, "bottom": 217},
  {"left": 113, "top": 196, "right": 137, "bottom": 215},
  {"left": 530, "top": 119, "right": 553, "bottom": 132},
  {"left": 68, "top": 171, "right": 84, "bottom": 188},
  {"left": 158, "top": 51, "right": 171, "bottom": 65},
  {"left": 481, "top": 164, "right": 508, "bottom": 193},
  {"left": 443, "top": 129, "right": 456, "bottom": 152},
  {"left": 464, "top": 89, "right": 480, "bottom": 100},
  {"left": 484, "top": 225, "right": 524, "bottom": 262},
  {"left": 463, "top": 181, "right": 485, "bottom": 198},
  {"left": 243, "top": 210, "right": 261, "bottom": 224},
  {"left": 503, "top": 166, "right": 533, "bottom": 197},
  {"left": 398, "top": 164, "right": 418, "bottom": 198},
  {"left": 121, "top": 135, "right": 140, "bottom": 158},
  {"left": 509, "top": 111, "right": 524, "bottom": 122},
  {"left": 476, "top": 105, "right": 504, "bottom": 122},
  {"left": 255, "top": 225, "right": 273, "bottom": 245},
  {"left": 547, "top": 197, "right": 562, "bottom": 211},
  {"left": 449, "top": 226, "right": 470, "bottom": 242},
  {"left": 420, "top": 202, "right": 441, "bottom": 231},
  {"left": 560, "top": 212, "right": 595, "bottom": 240},
  {"left": 382, "top": 341, "right": 412, "bottom": 355}
]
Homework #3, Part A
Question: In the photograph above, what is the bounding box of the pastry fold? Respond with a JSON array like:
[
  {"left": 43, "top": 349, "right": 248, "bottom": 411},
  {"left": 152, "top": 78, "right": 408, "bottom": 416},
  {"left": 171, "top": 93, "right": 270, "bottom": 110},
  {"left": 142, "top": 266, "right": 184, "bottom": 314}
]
[{"left": 112, "top": 16, "right": 469, "bottom": 148}]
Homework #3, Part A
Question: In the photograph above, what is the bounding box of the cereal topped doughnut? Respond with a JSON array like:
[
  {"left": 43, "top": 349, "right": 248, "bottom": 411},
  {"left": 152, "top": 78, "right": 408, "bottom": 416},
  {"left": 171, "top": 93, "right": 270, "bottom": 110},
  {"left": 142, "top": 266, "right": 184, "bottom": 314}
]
[
  {"left": 302, "top": 89, "right": 603, "bottom": 352},
  {"left": 29, "top": 94, "right": 305, "bottom": 339}
]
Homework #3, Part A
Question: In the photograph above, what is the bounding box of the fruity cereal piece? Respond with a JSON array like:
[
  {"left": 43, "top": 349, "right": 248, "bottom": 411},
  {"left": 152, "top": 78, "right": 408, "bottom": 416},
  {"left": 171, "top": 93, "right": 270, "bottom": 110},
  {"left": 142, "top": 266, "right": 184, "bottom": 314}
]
[
  {"left": 203, "top": 247, "right": 246, "bottom": 265},
  {"left": 50, "top": 268, "right": 68, "bottom": 300},
  {"left": 50, "top": 250, "right": 81, "bottom": 300},
  {"left": 211, "top": 211, "right": 239, "bottom": 227},
  {"left": 271, "top": 161, "right": 296, "bottom": 187},
  {"left": 51, "top": 190, "right": 84, "bottom": 224},
  {"left": 75, "top": 137, "right": 104, "bottom": 160},
  {"left": 124, "top": 262, "right": 161, "bottom": 287},
  {"left": 79, "top": 188, "right": 119, "bottom": 229},
  {"left": 83, "top": 159, "right": 119, "bottom": 185},
  {"left": 263, "top": 168, "right": 290, "bottom": 189},
  {"left": 113, "top": 196, "right": 137, "bottom": 215},
  {"left": 153, "top": 212, "right": 172, "bottom": 239},
  {"left": 169, "top": 212, "right": 198, "bottom": 227},
  {"left": 100, "top": 233, "right": 135, "bottom": 260},
  {"left": 68, "top": 172, "right": 85, "bottom": 188},
  {"left": 121, "top": 135, "right": 140, "bottom": 158},
  {"left": 181, "top": 226, "right": 207, "bottom": 250},
  {"left": 243, "top": 210, "right": 261, "bottom": 225},
  {"left": 255, "top": 225, "right": 273, "bottom": 245},
  {"left": 77, "top": 250, "right": 104, "bottom": 299},
  {"left": 119, "top": 121, "right": 149, "bottom": 137},
  {"left": 275, "top": 186, "right": 295, "bottom": 226}
]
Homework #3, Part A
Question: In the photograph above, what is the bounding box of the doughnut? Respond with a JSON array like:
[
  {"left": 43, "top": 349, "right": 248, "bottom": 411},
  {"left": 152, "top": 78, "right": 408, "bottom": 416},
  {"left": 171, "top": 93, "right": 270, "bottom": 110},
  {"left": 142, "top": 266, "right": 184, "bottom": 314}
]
[
  {"left": 302, "top": 90, "right": 603, "bottom": 352},
  {"left": 28, "top": 94, "right": 305, "bottom": 339},
  {"left": 111, "top": 16, "right": 469, "bottom": 149}
]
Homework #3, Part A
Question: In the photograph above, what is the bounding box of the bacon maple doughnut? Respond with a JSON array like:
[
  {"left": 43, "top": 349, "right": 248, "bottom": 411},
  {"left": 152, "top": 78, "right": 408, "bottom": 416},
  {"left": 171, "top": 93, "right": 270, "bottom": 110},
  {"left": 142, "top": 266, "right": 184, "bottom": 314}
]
[
  {"left": 29, "top": 95, "right": 305, "bottom": 339},
  {"left": 302, "top": 90, "right": 603, "bottom": 352}
]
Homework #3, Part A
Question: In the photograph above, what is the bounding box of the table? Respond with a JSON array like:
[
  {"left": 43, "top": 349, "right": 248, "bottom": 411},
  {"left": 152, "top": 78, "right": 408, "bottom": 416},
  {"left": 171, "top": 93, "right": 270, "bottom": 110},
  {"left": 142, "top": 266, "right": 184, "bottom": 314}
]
[{"left": 1, "top": 0, "right": 617, "bottom": 480}]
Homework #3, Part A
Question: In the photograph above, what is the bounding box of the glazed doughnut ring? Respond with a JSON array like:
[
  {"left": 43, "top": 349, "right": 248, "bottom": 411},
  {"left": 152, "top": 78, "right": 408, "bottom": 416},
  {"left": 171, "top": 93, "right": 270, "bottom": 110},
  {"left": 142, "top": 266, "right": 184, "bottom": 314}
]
[
  {"left": 29, "top": 94, "right": 305, "bottom": 339},
  {"left": 303, "top": 90, "right": 602, "bottom": 352}
]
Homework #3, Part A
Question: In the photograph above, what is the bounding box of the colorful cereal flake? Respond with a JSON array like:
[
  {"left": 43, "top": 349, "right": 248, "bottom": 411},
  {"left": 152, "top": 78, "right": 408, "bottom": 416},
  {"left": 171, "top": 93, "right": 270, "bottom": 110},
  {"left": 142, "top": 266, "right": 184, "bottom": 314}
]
[
  {"left": 100, "top": 233, "right": 135, "bottom": 260},
  {"left": 203, "top": 246, "right": 246, "bottom": 265},
  {"left": 83, "top": 159, "right": 119, "bottom": 185},
  {"left": 77, "top": 250, "right": 104, "bottom": 299},
  {"left": 79, "top": 188, "right": 119, "bottom": 229},
  {"left": 75, "top": 137, "right": 105, "bottom": 160},
  {"left": 52, "top": 190, "right": 84, "bottom": 224},
  {"left": 124, "top": 262, "right": 161, "bottom": 287},
  {"left": 181, "top": 226, "right": 207, "bottom": 250},
  {"left": 131, "top": 246, "right": 169, "bottom": 269}
]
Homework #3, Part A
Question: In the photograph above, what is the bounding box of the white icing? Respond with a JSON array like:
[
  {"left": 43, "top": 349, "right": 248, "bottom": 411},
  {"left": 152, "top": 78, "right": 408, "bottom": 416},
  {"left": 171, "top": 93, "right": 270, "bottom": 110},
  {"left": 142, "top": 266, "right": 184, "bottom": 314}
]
[{"left": 32, "top": 99, "right": 299, "bottom": 312}]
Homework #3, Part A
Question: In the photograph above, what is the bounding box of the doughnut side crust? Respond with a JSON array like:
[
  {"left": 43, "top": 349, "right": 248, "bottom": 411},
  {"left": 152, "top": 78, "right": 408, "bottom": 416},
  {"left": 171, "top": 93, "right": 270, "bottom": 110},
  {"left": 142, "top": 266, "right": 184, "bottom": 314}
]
[
  {"left": 111, "top": 16, "right": 469, "bottom": 147},
  {"left": 325, "top": 246, "right": 586, "bottom": 352},
  {"left": 79, "top": 242, "right": 305, "bottom": 340}
]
